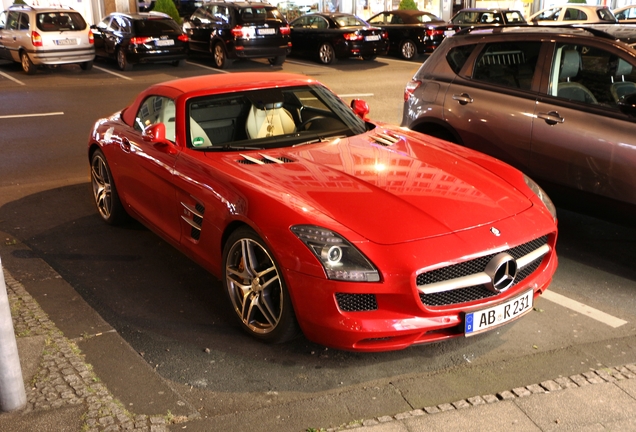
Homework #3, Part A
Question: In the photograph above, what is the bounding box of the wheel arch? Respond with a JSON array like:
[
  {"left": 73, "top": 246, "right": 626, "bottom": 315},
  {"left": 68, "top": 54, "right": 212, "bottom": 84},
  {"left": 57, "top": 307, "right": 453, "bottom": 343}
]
[{"left": 408, "top": 118, "right": 464, "bottom": 144}]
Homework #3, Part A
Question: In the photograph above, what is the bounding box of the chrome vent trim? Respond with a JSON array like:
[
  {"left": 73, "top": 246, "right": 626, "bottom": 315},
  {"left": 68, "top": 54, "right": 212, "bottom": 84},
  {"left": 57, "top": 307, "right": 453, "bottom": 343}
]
[
  {"left": 237, "top": 154, "right": 295, "bottom": 165},
  {"left": 181, "top": 200, "right": 205, "bottom": 240},
  {"left": 372, "top": 132, "right": 400, "bottom": 146}
]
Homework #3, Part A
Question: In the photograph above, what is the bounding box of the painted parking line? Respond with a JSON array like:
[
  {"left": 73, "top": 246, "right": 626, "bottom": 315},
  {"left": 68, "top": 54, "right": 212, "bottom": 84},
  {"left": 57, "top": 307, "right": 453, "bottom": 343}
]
[
  {"left": 0, "top": 112, "right": 64, "bottom": 120},
  {"left": 542, "top": 290, "right": 628, "bottom": 328},
  {"left": 285, "top": 59, "right": 332, "bottom": 69},
  {"left": 185, "top": 61, "right": 232, "bottom": 74},
  {"left": 0, "top": 70, "right": 25, "bottom": 86},
  {"left": 93, "top": 66, "right": 133, "bottom": 81}
]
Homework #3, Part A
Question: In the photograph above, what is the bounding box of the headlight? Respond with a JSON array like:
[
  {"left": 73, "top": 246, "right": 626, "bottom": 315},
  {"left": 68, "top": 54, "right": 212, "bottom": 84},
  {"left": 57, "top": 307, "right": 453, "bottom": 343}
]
[
  {"left": 291, "top": 225, "right": 380, "bottom": 282},
  {"left": 524, "top": 175, "right": 557, "bottom": 222}
]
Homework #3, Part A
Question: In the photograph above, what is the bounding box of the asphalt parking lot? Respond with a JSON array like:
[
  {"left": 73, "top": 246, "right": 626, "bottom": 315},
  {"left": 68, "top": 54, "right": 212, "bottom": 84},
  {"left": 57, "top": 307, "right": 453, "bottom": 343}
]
[{"left": 2, "top": 53, "right": 636, "bottom": 429}]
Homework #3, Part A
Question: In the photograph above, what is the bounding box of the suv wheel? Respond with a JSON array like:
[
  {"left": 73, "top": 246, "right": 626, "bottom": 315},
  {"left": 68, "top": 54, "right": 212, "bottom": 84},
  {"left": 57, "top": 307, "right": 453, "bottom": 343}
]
[
  {"left": 80, "top": 60, "right": 93, "bottom": 71},
  {"left": 268, "top": 55, "right": 285, "bottom": 66},
  {"left": 116, "top": 48, "right": 133, "bottom": 71},
  {"left": 400, "top": 40, "right": 417, "bottom": 60},
  {"left": 21, "top": 52, "right": 37, "bottom": 75},
  {"left": 212, "top": 43, "right": 231, "bottom": 69},
  {"left": 318, "top": 43, "right": 336, "bottom": 65},
  {"left": 362, "top": 55, "right": 377, "bottom": 61}
]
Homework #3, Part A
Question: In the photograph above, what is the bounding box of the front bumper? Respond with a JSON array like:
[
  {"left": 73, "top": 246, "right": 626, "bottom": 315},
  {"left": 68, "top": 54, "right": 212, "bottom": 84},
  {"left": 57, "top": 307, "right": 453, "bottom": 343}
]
[{"left": 282, "top": 210, "right": 558, "bottom": 352}]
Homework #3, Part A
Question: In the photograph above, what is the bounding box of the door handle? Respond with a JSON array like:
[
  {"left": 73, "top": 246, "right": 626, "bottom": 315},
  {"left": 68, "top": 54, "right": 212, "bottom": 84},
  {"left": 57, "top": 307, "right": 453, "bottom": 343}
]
[
  {"left": 537, "top": 111, "right": 564, "bottom": 126},
  {"left": 120, "top": 137, "right": 131, "bottom": 153},
  {"left": 452, "top": 93, "right": 473, "bottom": 105}
]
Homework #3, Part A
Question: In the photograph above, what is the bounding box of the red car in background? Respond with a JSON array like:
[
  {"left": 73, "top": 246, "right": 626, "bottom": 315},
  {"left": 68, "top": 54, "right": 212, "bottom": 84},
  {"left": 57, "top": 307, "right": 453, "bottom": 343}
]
[{"left": 88, "top": 72, "right": 558, "bottom": 352}]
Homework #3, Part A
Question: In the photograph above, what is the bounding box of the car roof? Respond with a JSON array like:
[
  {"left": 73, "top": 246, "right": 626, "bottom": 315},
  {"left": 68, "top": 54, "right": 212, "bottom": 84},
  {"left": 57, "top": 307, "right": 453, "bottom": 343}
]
[
  {"left": 456, "top": 24, "right": 636, "bottom": 44},
  {"left": 8, "top": 4, "right": 79, "bottom": 13},
  {"left": 159, "top": 72, "right": 320, "bottom": 95},
  {"left": 110, "top": 11, "right": 172, "bottom": 20},
  {"left": 456, "top": 8, "right": 515, "bottom": 13}
]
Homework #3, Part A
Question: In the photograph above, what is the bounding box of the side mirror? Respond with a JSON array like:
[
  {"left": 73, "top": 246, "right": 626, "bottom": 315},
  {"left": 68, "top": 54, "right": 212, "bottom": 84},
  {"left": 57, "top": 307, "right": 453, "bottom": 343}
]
[
  {"left": 350, "top": 99, "right": 370, "bottom": 120},
  {"left": 143, "top": 123, "right": 166, "bottom": 142},
  {"left": 618, "top": 93, "right": 636, "bottom": 117}
]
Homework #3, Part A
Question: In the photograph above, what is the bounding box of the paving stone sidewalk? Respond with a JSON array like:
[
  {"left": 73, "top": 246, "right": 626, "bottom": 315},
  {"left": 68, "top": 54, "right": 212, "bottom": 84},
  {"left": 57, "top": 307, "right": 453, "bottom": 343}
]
[{"left": 3, "top": 267, "right": 187, "bottom": 432}]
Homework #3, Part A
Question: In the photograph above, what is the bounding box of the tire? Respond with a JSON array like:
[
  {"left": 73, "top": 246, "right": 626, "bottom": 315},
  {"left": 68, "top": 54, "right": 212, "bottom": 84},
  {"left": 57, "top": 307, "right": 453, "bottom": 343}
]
[
  {"left": 362, "top": 55, "right": 377, "bottom": 61},
  {"left": 223, "top": 227, "right": 300, "bottom": 344},
  {"left": 20, "top": 52, "right": 36, "bottom": 75},
  {"left": 212, "top": 43, "right": 230, "bottom": 69},
  {"left": 80, "top": 60, "right": 93, "bottom": 71},
  {"left": 268, "top": 55, "right": 285, "bottom": 66},
  {"left": 90, "top": 149, "right": 128, "bottom": 225},
  {"left": 116, "top": 48, "right": 133, "bottom": 71},
  {"left": 318, "top": 43, "right": 336, "bottom": 65},
  {"left": 399, "top": 39, "right": 417, "bottom": 60},
  {"left": 171, "top": 59, "right": 183, "bottom": 67}
]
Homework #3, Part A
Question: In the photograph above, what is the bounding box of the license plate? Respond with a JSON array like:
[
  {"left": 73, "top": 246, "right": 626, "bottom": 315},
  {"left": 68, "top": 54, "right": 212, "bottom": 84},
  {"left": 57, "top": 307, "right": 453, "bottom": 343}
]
[
  {"left": 444, "top": 30, "right": 456, "bottom": 36},
  {"left": 258, "top": 28, "right": 276, "bottom": 35},
  {"left": 55, "top": 39, "right": 77, "bottom": 46},
  {"left": 365, "top": 35, "right": 380, "bottom": 41},
  {"left": 465, "top": 290, "right": 533, "bottom": 336},
  {"left": 155, "top": 39, "right": 174, "bottom": 46}
]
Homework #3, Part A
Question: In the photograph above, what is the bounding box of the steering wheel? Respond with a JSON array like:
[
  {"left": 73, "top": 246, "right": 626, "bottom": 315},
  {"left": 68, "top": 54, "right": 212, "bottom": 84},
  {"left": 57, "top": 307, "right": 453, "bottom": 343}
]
[{"left": 298, "top": 116, "right": 328, "bottom": 131}]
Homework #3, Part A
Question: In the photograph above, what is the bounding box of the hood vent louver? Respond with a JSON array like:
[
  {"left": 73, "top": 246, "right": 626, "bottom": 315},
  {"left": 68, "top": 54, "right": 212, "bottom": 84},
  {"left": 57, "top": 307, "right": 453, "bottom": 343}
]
[
  {"left": 237, "top": 154, "right": 295, "bottom": 165},
  {"left": 372, "top": 132, "right": 401, "bottom": 147}
]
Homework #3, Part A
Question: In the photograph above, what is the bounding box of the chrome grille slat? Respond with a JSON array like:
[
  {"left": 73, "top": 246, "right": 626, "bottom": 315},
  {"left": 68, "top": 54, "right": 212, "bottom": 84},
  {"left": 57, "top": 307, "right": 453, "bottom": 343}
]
[{"left": 417, "top": 236, "right": 548, "bottom": 307}]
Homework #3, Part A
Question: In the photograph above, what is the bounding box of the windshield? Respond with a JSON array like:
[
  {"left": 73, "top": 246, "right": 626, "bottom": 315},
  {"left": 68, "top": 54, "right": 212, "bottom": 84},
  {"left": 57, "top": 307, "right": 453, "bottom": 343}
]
[{"left": 186, "top": 84, "right": 369, "bottom": 150}]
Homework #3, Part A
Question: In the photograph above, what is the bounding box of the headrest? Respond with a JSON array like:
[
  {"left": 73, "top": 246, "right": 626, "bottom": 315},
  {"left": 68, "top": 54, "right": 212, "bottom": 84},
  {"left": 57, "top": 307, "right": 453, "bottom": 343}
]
[
  {"left": 559, "top": 50, "right": 581, "bottom": 81},
  {"left": 616, "top": 58, "right": 633, "bottom": 77}
]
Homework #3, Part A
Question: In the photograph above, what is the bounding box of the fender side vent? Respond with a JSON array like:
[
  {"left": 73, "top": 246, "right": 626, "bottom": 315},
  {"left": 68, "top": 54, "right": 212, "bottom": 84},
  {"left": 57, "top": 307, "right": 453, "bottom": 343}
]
[{"left": 181, "top": 200, "right": 205, "bottom": 241}]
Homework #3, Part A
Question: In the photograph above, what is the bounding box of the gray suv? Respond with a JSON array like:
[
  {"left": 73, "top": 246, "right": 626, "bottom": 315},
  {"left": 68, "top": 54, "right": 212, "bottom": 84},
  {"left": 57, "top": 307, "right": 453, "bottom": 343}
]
[
  {"left": 0, "top": 5, "right": 95, "bottom": 74},
  {"left": 402, "top": 25, "right": 636, "bottom": 208}
]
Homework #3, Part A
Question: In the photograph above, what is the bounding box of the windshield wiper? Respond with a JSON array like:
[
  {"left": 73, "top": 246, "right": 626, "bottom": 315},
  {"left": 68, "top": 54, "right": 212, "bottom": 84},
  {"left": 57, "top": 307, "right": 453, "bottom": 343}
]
[{"left": 292, "top": 135, "right": 346, "bottom": 147}]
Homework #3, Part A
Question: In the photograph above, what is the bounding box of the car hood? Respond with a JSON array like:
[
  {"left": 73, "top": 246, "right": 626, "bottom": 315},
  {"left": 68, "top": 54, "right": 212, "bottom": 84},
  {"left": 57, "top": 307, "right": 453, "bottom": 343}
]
[{"left": 227, "top": 130, "right": 532, "bottom": 245}]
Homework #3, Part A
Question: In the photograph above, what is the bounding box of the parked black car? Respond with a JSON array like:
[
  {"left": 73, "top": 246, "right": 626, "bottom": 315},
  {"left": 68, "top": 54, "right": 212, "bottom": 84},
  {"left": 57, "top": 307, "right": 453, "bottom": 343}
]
[
  {"left": 367, "top": 10, "right": 456, "bottom": 59},
  {"left": 289, "top": 13, "right": 388, "bottom": 64},
  {"left": 450, "top": 8, "right": 526, "bottom": 29},
  {"left": 183, "top": 1, "right": 291, "bottom": 68},
  {"left": 91, "top": 12, "right": 188, "bottom": 71}
]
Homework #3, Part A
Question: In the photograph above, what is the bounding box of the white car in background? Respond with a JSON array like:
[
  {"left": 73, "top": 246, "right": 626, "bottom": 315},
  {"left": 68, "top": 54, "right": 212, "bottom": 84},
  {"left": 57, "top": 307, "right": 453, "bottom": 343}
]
[
  {"left": 529, "top": 4, "right": 617, "bottom": 25},
  {"left": 614, "top": 5, "right": 636, "bottom": 22},
  {"left": 0, "top": 4, "right": 94, "bottom": 74}
]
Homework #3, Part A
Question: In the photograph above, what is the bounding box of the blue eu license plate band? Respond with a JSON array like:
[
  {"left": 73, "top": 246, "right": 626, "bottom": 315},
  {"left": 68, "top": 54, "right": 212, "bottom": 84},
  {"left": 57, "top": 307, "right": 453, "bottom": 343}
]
[{"left": 465, "top": 289, "right": 533, "bottom": 336}]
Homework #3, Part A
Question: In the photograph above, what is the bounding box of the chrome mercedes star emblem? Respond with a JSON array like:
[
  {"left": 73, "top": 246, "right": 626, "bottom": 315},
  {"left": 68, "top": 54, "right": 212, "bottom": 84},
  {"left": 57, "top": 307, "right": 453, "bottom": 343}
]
[
  {"left": 484, "top": 253, "right": 518, "bottom": 293},
  {"left": 490, "top": 227, "right": 501, "bottom": 236}
]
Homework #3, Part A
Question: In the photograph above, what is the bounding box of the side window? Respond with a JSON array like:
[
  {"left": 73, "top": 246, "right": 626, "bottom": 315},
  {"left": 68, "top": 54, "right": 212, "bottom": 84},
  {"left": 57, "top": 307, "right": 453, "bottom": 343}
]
[
  {"left": 0, "top": 11, "right": 6, "bottom": 30},
  {"left": 134, "top": 96, "right": 177, "bottom": 142},
  {"left": 505, "top": 11, "right": 524, "bottom": 23},
  {"left": 291, "top": 16, "right": 308, "bottom": 28},
  {"left": 6, "top": 11, "right": 19, "bottom": 30},
  {"left": 564, "top": 8, "right": 585, "bottom": 21},
  {"left": 537, "top": 7, "right": 559, "bottom": 21},
  {"left": 18, "top": 12, "right": 29, "bottom": 30},
  {"left": 97, "top": 16, "right": 110, "bottom": 30},
  {"left": 367, "top": 14, "right": 385, "bottom": 25},
  {"left": 446, "top": 44, "right": 475, "bottom": 74},
  {"left": 548, "top": 43, "right": 636, "bottom": 107},
  {"left": 472, "top": 41, "right": 541, "bottom": 90}
]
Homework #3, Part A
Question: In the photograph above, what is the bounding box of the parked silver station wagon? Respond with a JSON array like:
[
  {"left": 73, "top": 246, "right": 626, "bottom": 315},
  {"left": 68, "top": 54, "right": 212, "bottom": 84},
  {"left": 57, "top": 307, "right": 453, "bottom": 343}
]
[
  {"left": 403, "top": 25, "right": 636, "bottom": 208},
  {"left": 0, "top": 5, "right": 95, "bottom": 74}
]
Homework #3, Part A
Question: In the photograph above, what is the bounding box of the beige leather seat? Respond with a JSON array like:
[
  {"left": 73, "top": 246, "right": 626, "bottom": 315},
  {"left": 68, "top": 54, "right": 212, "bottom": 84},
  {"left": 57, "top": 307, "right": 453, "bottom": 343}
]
[
  {"left": 159, "top": 100, "right": 176, "bottom": 142},
  {"left": 245, "top": 103, "right": 296, "bottom": 139}
]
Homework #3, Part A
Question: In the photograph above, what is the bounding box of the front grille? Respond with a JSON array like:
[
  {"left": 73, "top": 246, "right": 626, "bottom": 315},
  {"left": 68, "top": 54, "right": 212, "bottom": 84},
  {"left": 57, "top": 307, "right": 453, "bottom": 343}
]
[
  {"left": 336, "top": 293, "right": 378, "bottom": 312},
  {"left": 418, "top": 236, "right": 548, "bottom": 307}
]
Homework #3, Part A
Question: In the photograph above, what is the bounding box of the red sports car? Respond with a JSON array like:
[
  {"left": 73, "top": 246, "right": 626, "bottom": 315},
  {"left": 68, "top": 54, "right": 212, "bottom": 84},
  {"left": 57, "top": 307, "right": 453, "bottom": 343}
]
[{"left": 88, "top": 72, "right": 558, "bottom": 352}]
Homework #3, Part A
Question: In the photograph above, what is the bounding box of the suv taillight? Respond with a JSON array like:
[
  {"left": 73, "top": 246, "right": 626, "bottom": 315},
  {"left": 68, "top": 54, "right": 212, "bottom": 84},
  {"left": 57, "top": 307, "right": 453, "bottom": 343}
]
[
  {"left": 31, "top": 31, "right": 42, "bottom": 47},
  {"left": 404, "top": 80, "right": 421, "bottom": 102},
  {"left": 343, "top": 32, "right": 363, "bottom": 41},
  {"left": 130, "top": 36, "right": 152, "bottom": 45},
  {"left": 178, "top": 34, "right": 189, "bottom": 42},
  {"left": 279, "top": 25, "right": 290, "bottom": 35},
  {"left": 89, "top": 31, "right": 94, "bottom": 45}
]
